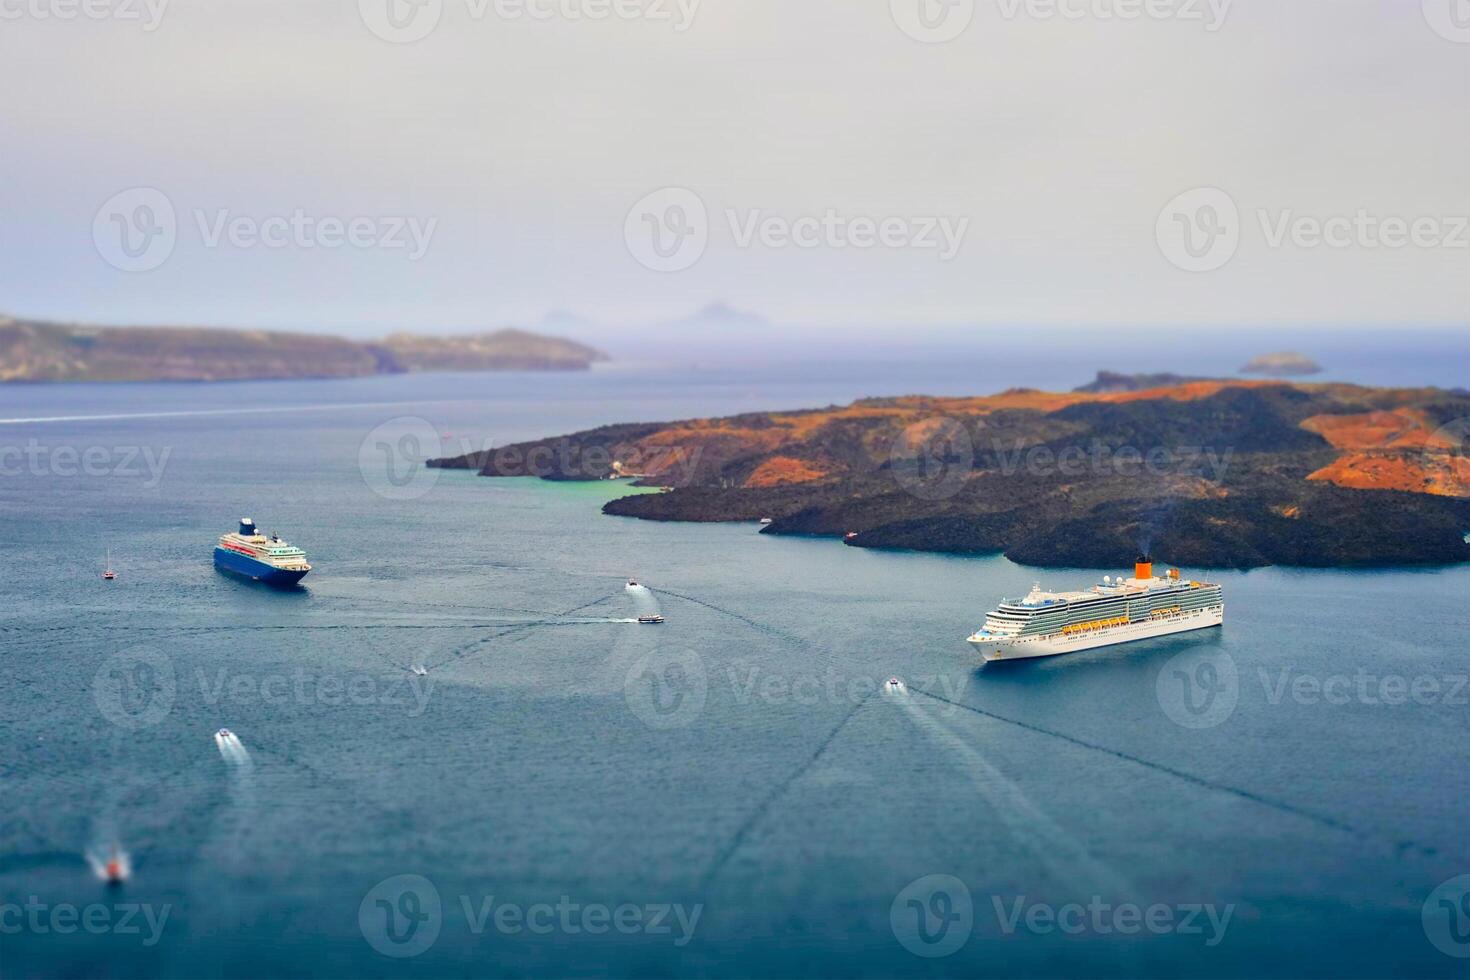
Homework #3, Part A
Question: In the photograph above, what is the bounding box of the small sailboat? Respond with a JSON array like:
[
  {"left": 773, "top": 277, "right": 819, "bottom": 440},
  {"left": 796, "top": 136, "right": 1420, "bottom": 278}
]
[{"left": 102, "top": 547, "right": 116, "bottom": 581}]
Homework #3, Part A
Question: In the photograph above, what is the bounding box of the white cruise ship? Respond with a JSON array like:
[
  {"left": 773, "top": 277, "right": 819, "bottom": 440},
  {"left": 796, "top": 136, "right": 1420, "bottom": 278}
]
[{"left": 967, "top": 557, "right": 1223, "bottom": 662}]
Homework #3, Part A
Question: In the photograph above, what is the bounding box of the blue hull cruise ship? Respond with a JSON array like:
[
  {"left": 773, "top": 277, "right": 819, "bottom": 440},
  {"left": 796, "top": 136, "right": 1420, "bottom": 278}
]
[{"left": 214, "top": 518, "right": 311, "bottom": 587}]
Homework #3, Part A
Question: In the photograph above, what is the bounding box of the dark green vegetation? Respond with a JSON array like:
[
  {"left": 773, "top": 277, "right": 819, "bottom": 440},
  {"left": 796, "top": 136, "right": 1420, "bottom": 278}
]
[
  {"left": 431, "top": 381, "right": 1470, "bottom": 569},
  {"left": 1073, "top": 370, "right": 1217, "bottom": 393},
  {"left": 0, "top": 315, "right": 605, "bottom": 382}
]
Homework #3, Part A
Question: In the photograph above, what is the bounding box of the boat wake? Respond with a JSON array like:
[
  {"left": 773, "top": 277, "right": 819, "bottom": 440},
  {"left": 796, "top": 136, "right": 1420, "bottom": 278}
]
[
  {"left": 909, "top": 685, "right": 1359, "bottom": 836},
  {"left": 625, "top": 581, "right": 663, "bottom": 619},
  {"left": 84, "top": 844, "right": 131, "bottom": 884},
  {"left": 699, "top": 691, "right": 877, "bottom": 891},
  {"left": 439, "top": 593, "right": 617, "bottom": 666},
  {"left": 207, "top": 728, "right": 259, "bottom": 870},
  {"left": 897, "top": 695, "right": 1135, "bottom": 900},
  {"left": 214, "top": 729, "right": 252, "bottom": 768}
]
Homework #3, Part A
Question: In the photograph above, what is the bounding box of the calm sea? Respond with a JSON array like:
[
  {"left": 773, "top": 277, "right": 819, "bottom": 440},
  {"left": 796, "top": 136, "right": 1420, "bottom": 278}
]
[{"left": 3, "top": 347, "right": 1468, "bottom": 978}]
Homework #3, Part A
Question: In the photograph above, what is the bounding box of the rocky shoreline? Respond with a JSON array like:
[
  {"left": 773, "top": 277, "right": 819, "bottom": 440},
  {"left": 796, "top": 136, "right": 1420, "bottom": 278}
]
[{"left": 431, "top": 380, "right": 1470, "bottom": 570}]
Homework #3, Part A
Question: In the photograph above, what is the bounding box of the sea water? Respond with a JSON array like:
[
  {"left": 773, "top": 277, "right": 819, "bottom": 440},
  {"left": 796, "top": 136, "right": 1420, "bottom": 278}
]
[{"left": 2, "top": 356, "right": 1467, "bottom": 978}]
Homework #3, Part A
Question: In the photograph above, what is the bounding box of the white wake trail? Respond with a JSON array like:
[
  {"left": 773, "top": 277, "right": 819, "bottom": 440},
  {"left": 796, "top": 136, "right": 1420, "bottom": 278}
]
[
  {"left": 84, "top": 844, "right": 131, "bottom": 883},
  {"left": 214, "top": 731, "right": 253, "bottom": 770},
  {"left": 206, "top": 731, "right": 258, "bottom": 870},
  {"left": 624, "top": 583, "right": 662, "bottom": 618},
  {"left": 897, "top": 696, "right": 1135, "bottom": 900}
]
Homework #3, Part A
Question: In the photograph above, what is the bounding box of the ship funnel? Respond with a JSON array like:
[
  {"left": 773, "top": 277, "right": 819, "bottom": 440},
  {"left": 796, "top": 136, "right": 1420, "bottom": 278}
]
[
  {"left": 1134, "top": 555, "right": 1153, "bottom": 581},
  {"left": 239, "top": 518, "right": 256, "bottom": 536}
]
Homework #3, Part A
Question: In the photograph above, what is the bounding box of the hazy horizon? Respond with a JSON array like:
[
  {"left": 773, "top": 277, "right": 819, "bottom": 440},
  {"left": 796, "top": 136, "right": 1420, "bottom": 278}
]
[
  {"left": 2, "top": 0, "right": 1467, "bottom": 338},
  {"left": 6, "top": 302, "right": 1469, "bottom": 343}
]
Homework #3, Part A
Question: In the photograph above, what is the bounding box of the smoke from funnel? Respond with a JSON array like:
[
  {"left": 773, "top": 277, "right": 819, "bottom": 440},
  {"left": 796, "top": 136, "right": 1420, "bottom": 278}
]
[{"left": 1135, "top": 497, "right": 1180, "bottom": 557}]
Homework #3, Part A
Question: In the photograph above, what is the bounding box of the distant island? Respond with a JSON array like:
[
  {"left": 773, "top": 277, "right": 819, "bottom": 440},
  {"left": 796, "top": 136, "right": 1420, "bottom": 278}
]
[
  {"left": 431, "top": 379, "right": 1470, "bottom": 570},
  {"left": 1240, "top": 351, "right": 1323, "bottom": 377},
  {"left": 0, "top": 315, "right": 607, "bottom": 382},
  {"left": 1073, "top": 371, "right": 1216, "bottom": 393},
  {"left": 1077, "top": 359, "right": 1327, "bottom": 392}
]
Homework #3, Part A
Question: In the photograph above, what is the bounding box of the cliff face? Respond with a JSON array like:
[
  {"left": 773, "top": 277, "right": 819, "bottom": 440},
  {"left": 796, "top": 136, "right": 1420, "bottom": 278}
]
[
  {"left": 0, "top": 316, "right": 606, "bottom": 382},
  {"left": 431, "top": 380, "right": 1470, "bottom": 570}
]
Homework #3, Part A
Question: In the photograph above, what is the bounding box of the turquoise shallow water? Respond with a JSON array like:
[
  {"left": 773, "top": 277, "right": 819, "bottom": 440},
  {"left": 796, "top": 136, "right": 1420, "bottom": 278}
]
[{"left": 2, "top": 363, "right": 1469, "bottom": 978}]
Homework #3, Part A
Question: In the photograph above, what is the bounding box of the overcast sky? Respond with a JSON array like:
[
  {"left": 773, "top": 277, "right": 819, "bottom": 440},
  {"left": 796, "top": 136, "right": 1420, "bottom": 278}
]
[{"left": 0, "top": 0, "right": 1465, "bottom": 336}]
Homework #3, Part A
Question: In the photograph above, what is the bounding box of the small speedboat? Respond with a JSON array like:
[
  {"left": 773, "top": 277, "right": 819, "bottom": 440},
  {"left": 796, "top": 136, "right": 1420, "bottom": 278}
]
[
  {"left": 103, "top": 546, "right": 116, "bottom": 580},
  {"left": 627, "top": 579, "right": 640, "bottom": 588},
  {"left": 411, "top": 665, "right": 429, "bottom": 677},
  {"left": 844, "top": 532, "right": 859, "bottom": 542},
  {"left": 886, "top": 677, "right": 903, "bottom": 691},
  {"left": 217, "top": 728, "right": 234, "bottom": 740},
  {"left": 103, "top": 846, "right": 126, "bottom": 886},
  {"left": 637, "top": 615, "right": 665, "bottom": 625},
  {"left": 759, "top": 517, "right": 774, "bottom": 525}
]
